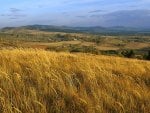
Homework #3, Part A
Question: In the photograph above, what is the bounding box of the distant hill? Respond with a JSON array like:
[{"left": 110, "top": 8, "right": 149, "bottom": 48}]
[{"left": 1, "top": 25, "right": 150, "bottom": 35}]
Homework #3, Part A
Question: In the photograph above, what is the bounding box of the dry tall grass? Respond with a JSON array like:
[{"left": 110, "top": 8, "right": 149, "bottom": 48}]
[{"left": 0, "top": 49, "right": 149, "bottom": 113}]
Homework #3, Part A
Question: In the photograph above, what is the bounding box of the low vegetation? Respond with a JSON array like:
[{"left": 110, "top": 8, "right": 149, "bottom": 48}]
[
  {"left": 0, "top": 29, "right": 150, "bottom": 60},
  {"left": 0, "top": 49, "right": 149, "bottom": 113}
]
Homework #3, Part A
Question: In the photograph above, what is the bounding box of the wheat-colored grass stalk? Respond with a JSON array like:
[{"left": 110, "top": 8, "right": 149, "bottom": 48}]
[{"left": 0, "top": 49, "right": 149, "bottom": 113}]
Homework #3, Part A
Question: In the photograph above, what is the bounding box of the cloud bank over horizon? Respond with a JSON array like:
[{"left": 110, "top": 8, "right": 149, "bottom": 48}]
[{"left": 0, "top": 0, "right": 150, "bottom": 28}]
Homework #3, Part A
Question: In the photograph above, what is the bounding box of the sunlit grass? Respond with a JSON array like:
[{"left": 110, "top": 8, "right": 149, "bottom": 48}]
[{"left": 0, "top": 49, "right": 149, "bottom": 113}]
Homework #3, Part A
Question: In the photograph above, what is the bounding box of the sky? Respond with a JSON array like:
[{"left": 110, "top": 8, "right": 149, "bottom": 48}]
[{"left": 1, "top": 0, "right": 150, "bottom": 28}]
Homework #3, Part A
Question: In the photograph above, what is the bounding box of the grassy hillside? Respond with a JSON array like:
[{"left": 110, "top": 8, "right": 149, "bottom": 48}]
[
  {"left": 0, "top": 49, "right": 149, "bottom": 113},
  {"left": 0, "top": 29, "right": 150, "bottom": 59}
]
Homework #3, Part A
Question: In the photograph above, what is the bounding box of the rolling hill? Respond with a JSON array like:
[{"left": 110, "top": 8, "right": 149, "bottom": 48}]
[
  {"left": 0, "top": 49, "right": 149, "bottom": 113},
  {"left": 1, "top": 25, "right": 150, "bottom": 35}
]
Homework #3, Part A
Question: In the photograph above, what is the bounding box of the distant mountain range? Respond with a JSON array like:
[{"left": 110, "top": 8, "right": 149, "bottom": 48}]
[{"left": 1, "top": 25, "right": 150, "bottom": 35}]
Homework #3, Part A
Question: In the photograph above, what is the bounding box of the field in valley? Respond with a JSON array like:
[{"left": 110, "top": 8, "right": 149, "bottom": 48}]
[{"left": 0, "top": 28, "right": 150, "bottom": 59}]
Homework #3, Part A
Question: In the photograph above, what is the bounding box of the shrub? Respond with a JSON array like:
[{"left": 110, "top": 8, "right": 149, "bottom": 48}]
[
  {"left": 145, "top": 50, "right": 150, "bottom": 60},
  {"left": 121, "top": 50, "right": 135, "bottom": 58}
]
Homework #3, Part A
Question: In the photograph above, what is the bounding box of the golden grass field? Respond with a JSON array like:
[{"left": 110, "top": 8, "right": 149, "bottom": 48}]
[
  {"left": 20, "top": 40, "right": 150, "bottom": 51},
  {"left": 1, "top": 29, "right": 150, "bottom": 52},
  {"left": 0, "top": 49, "right": 149, "bottom": 113}
]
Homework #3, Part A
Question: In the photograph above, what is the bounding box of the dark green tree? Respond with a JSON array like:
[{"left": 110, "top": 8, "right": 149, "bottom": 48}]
[
  {"left": 121, "top": 50, "right": 135, "bottom": 58},
  {"left": 146, "top": 50, "right": 150, "bottom": 60}
]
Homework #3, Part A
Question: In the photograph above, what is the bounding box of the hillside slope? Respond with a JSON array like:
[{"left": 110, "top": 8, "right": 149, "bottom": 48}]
[{"left": 0, "top": 49, "right": 149, "bottom": 113}]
